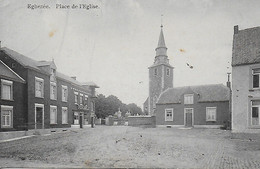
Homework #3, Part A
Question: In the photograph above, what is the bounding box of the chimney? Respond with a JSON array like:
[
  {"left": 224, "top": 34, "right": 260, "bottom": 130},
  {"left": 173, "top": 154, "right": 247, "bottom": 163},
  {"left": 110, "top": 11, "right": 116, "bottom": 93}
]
[
  {"left": 71, "top": 76, "right": 76, "bottom": 80},
  {"left": 234, "top": 25, "right": 239, "bottom": 34},
  {"left": 227, "top": 73, "right": 231, "bottom": 88}
]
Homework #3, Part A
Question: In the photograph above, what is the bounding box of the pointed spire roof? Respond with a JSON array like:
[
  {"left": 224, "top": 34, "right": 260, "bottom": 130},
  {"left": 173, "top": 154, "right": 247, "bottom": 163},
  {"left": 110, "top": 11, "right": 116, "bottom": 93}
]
[{"left": 157, "top": 25, "right": 166, "bottom": 48}]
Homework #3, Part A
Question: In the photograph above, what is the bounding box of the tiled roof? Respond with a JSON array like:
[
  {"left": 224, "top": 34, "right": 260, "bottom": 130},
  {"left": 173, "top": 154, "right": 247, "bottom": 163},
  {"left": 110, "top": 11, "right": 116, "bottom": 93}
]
[
  {"left": 2, "top": 47, "right": 41, "bottom": 70},
  {"left": 0, "top": 60, "right": 25, "bottom": 83},
  {"left": 56, "top": 71, "right": 83, "bottom": 86},
  {"left": 232, "top": 26, "right": 260, "bottom": 66},
  {"left": 1, "top": 47, "right": 95, "bottom": 88},
  {"left": 82, "top": 82, "right": 99, "bottom": 88},
  {"left": 157, "top": 84, "right": 230, "bottom": 104}
]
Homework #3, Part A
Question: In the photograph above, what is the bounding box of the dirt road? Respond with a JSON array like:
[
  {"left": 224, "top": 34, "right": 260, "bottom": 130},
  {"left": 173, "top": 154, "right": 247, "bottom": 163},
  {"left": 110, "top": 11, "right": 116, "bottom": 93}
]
[{"left": 0, "top": 126, "right": 260, "bottom": 168}]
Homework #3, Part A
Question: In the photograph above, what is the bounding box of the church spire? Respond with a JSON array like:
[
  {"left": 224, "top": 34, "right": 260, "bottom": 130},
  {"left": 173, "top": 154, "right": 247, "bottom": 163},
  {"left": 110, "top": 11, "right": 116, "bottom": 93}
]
[
  {"left": 155, "top": 25, "right": 168, "bottom": 61},
  {"left": 157, "top": 25, "right": 166, "bottom": 48}
]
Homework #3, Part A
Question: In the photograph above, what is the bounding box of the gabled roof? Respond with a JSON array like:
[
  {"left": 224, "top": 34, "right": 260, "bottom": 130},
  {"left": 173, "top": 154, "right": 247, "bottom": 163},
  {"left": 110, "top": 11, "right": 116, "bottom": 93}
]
[
  {"left": 232, "top": 26, "right": 260, "bottom": 66},
  {"left": 1, "top": 47, "right": 97, "bottom": 89},
  {"left": 157, "top": 84, "right": 230, "bottom": 104},
  {"left": 37, "top": 60, "right": 57, "bottom": 69},
  {"left": 0, "top": 60, "right": 25, "bottom": 83},
  {"left": 2, "top": 47, "right": 41, "bottom": 70}
]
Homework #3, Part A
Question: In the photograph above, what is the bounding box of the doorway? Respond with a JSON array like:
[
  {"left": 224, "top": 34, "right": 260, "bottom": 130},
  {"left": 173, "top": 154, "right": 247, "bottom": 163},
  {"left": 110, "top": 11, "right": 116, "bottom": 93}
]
[
  {"left": 184, "top": 108, "right": 193, "bottom": 127},
  {"left": 35, "top": 104, "right": 44, "bottom": 129}
]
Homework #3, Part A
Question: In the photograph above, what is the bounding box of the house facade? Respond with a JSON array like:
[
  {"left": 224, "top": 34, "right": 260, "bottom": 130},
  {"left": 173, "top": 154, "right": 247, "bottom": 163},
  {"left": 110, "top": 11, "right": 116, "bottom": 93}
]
[
  {"left": 0, "top": 60, "right": 26, "bottom": 131},
  {"left": 156, "top": 84, "right": 230, "bottom": 128},
  {"left": 0, "top": 47, "right": 98, "bottom": 131},
  {"left": 232, "top": 25, "right": 260, "bottom": 133}
]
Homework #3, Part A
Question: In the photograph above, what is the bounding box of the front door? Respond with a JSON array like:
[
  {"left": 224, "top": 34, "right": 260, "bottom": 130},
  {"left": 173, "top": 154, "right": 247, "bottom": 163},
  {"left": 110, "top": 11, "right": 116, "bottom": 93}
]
[
  {"left": 74, "top": 112, "right": 79, "bottom": 125},
  {"left": 185, "top": 108, "right": 193, "bottom": 127},
  {"left": 35, "top": 105, "right": 44, "bottom": 129}
]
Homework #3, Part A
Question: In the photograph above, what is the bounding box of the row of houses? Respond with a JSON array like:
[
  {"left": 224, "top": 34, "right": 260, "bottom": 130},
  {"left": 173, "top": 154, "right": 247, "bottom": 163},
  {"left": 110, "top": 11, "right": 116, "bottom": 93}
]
[
  {"left": 0, "top": 46, "right": 98, "bottom": 132},
  {"left": 144, "top": 25, "right": 260, "bottom": 133}
]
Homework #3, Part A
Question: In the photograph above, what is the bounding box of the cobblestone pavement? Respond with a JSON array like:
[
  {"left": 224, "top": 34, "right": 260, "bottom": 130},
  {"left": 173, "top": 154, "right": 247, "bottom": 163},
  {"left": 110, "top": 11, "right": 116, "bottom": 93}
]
[{"left": 0, "top": 126, "right": 260, "bottom": 168}]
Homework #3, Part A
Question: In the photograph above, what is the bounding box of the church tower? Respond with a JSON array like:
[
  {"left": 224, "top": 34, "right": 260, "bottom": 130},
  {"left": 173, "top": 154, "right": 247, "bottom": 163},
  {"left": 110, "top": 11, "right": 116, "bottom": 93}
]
[{"left": 147, "top": 25, "right": 173, "bottom": 115}]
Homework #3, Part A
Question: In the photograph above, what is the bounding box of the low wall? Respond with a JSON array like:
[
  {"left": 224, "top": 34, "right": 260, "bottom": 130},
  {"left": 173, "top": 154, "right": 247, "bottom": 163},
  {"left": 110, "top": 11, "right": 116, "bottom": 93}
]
[{"left": 128, "top": 116, "right": 156, "bottom": 127}]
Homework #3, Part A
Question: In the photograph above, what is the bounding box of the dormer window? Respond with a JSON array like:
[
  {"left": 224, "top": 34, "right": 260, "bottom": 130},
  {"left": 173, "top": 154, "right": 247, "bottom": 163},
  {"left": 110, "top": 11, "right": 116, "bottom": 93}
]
[
  {"left": 184, "top": 94, "right": 194, "bottom": 104},
  {"left": 50, "top": 68, "right": 56, "bottom": 82}
]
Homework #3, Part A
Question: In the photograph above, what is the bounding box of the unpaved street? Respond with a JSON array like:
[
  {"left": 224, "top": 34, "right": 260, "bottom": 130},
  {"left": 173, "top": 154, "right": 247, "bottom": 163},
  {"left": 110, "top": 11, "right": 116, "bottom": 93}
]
[{"left": 0, "top": 126, "right": 260, "bottom": 168}]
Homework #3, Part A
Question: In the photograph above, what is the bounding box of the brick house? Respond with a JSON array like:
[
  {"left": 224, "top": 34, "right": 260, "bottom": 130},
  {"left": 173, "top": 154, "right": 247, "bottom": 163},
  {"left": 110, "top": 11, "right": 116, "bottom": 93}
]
[
  {"left": 0, "top": 46, "right": 98, "bottom": 131},
  {"left": 156, "top": 84, "right": 230, "bottom": 128},
  {"left": 0, "top": 60, "right": 26, "bottom": 131},
  {"left": 232, "top": 25, "right": 260, "bottom": 133}
]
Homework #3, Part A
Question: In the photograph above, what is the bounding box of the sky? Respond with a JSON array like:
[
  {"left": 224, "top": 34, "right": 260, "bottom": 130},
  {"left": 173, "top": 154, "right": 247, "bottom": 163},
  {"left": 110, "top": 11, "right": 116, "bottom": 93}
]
[{"left": 1, "top": 0, "right": 260, "bottom": 108}]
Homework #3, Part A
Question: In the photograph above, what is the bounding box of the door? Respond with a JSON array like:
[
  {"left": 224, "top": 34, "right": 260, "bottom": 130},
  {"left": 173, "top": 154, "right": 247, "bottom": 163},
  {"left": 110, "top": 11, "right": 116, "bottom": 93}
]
[
  {"left": 185, "top": 108, "right": 193, "bottom": 127},
  {"left": 74, "top": 112, "right": 79, "bottom": 125},
  {"left": 36, "top": 106, "right": 44, "bottom": 129}
]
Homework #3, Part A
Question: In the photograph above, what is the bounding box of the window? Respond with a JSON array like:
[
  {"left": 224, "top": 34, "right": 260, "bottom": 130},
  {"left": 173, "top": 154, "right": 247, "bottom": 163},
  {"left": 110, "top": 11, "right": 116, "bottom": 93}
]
[
  {"left": 84, "top": 95, "right": 88, "bottom": 104},
  {"left": 1, "top": 79, "right": 13, "bottom": 100},
  {"left": 252, "top": 100, "right": 260, "bottom": 126},
  {"left": 91, "top": 102, "right": 94, "bottom": 111},
  {"left": 35, "top": 77, "right": 44, "bottom": 98},
  {"left": 154, "top": 68, "right": 157, "bottom": 75},
  {"left": 1, "top": 105, "right": 13, "bottom": 128},
  {"left": 184, "top": 94, "right": 194, "bottom": 104},
  {"left": 50, "top": 68, "right": 56, "bottom": 82},
  {"left": 165, "top": 109, "right": 173, "bottom": 121},
  {"left": 79, "top": 94, "right": 83, "bottom": 105},
  {"left": 153, "top": 96, "right": 157, "bottom": 109},
  {"left": 166, "top": 68, "right": 170, "bottom": 76},
  {"left": 253, "top": 69, "right": 260, "bottom": 88},
  {"left": 50, "top": 82, "right": 57, "bottom": 100},
  {"left": 62, "top": 107, "right": 68, "bottom": 124},
  {"left": 50, "top": 106, "right": 57, "bottom": 124},
  {"left": 74, "top": 92, "right": 78, "bottom": 104},
  {"left": 206, "top": 107, "right": 217, "bottom": 121},
  {"left": 62, "top": 85, "right": 68, "bottom": 102}
]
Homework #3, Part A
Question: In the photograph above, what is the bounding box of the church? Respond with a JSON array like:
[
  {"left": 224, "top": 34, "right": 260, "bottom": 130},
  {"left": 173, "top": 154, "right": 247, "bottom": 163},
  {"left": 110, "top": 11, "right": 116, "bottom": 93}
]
[{"left": 144, "top": 25, "right": 230, "bottom": 128}]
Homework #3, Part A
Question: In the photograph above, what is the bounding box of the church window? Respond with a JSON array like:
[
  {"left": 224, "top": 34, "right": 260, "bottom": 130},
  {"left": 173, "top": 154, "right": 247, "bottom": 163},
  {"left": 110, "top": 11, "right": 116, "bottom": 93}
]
[
  {"left": 154, "top": 68, "right": 157, "bottom": 75},
  {"left": 166, "top": 68, "right": 170, "bottom": 76}
]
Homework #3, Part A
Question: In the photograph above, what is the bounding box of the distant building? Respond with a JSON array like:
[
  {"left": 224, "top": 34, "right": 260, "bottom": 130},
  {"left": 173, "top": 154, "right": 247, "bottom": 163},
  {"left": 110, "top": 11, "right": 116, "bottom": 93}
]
[
  {"left": 156, "top": 84, "right": 230, "bottom": 128},
  {"left": 0, "top": 46, "right": 98, "bottom": 131},
  {"left": 232, "top": 25, "right": 260, "bottom": 133}
]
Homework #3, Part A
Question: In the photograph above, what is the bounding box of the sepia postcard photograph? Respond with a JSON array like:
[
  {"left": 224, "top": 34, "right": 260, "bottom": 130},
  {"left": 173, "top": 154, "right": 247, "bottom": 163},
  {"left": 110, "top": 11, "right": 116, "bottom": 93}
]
[{"left": 0, "top": 0, "right": 260, "bottom": 168}]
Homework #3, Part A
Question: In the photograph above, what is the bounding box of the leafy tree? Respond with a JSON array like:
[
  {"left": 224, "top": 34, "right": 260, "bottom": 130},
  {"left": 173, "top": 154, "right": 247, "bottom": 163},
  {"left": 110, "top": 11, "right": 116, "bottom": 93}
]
[
  {"left": 127, "top": 103, "right": 143, "bottom": 115},
  {"left": 95, "top": 94, "right": 143, "bottom": 118}
]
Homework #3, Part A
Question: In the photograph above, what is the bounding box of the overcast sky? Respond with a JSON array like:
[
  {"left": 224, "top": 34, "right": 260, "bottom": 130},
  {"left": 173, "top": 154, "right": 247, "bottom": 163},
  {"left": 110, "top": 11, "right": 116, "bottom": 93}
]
[{"left": 1, "top": 0, "right": 260, "bottom": 107}]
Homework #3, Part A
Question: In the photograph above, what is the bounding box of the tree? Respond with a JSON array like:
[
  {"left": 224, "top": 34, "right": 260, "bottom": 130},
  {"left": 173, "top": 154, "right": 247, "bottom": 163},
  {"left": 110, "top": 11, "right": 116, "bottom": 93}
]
[
  {"left": 127, "top": 103, "right": 143, "bottom": 115},
  {"left": 95, "top": 94, "right": 143, "bottom": 118}
]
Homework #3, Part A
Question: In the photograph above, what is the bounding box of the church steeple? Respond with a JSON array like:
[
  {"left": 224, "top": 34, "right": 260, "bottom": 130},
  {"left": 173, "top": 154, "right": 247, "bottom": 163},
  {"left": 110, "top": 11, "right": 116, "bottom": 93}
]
[
  {"left": 157, "top": 25, "right": 166, "bottom": 49},
  {"left": 154, "top": 25, "right": 169, "bottom": 64},
  {"left": 145, "top": 24, "right": 173, "bottom": 116}
]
